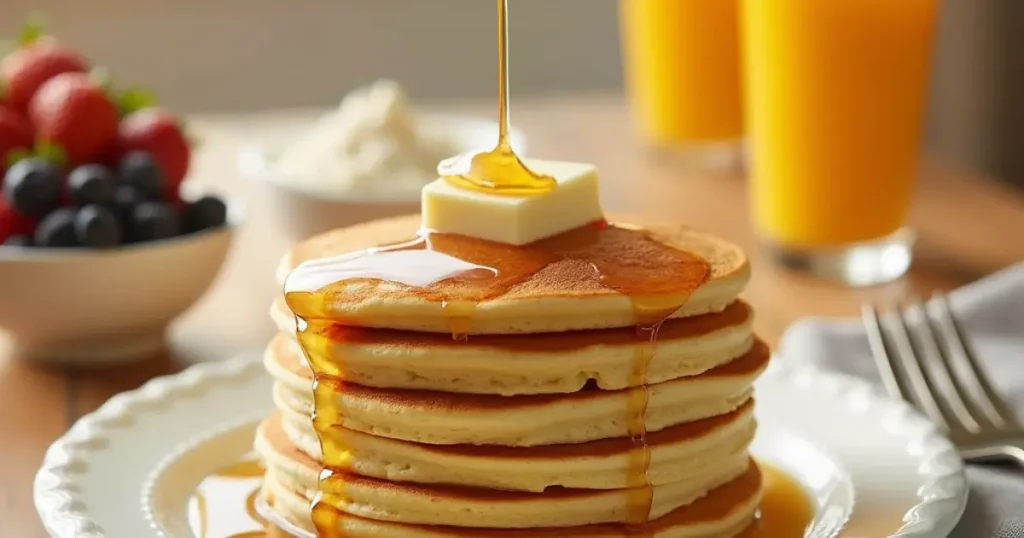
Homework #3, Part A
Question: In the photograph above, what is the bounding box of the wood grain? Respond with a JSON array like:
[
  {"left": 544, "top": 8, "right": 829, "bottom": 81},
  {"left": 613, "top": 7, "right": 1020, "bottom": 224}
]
[
  {"left": 2, "top": 94, "right": 1023, "bottom": 537},
  {"left": 0, "top": 351, "right": 68, "bottom": 538}
]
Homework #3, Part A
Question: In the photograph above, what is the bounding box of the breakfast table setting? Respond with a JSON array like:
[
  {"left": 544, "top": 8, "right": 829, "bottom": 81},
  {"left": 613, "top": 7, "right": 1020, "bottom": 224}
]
[
  {"left": 0, "top": 94, "right": 1021, "bottom": 538},
  {"left": 6, "top": 1, "right": 1024, "bottom": 537}
]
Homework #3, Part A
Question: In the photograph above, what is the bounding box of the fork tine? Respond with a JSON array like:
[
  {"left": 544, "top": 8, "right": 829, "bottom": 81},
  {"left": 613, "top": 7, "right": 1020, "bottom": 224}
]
[
  {"left": 886, "top": 302, "right": 960, "bottom": 433},
  {"left": 862, "top": 304, "right": 950, "bottom": 430},
  {"left": 863, "top": 304, "right": 912, "bottom": 400},
  {"left": 906, "top": 297, "right": 983, "bottom": 433},
  {"left": 930, "top": 293, "right": 1018, "bottom": 429}
]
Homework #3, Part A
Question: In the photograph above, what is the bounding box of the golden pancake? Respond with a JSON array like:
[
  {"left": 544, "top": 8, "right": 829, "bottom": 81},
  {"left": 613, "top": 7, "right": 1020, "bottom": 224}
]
[
  {"left": 260, "top": 210, "right": 767, "bottom": 534},
  {"left": 262, "top": 399, "right": 756, "bottom": 491},
  {"left": 269, "top": 299, "right": 755, "bottom": 395},
  {"left": 259, "top": 463, "right": 761, "bottom": 537},
  {"left": 277, "top": 214, "right": 749, "bottom": 334},
  {"left": 255, "top": 415, "right": 757, "bottom": 528},
  {"left": 265, "top": 338, "right": 768, "bottom": 446}
]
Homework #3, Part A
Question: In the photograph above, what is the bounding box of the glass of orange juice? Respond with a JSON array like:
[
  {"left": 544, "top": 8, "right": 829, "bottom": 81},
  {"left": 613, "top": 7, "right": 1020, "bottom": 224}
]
[
  {"left": 741, "top": 0, "right": 938, "bottom": 285},
  {"left": 619, "top": 0, "right": 744, "bottom": 169}
]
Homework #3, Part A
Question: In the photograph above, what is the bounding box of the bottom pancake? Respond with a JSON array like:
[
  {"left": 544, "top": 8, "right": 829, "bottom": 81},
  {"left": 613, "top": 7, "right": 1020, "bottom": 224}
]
[
  {"left": 260, "top": 462, "right": 762, "bottom": 538},
  {"left": 255, "top": 413, "right": 751, "bottom": 528}
]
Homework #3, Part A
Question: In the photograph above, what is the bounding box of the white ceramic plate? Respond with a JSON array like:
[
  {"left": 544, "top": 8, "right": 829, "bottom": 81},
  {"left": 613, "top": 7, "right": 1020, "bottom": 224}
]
[{"left": 34, "top": 354, "right": 967, "bottom": 538}]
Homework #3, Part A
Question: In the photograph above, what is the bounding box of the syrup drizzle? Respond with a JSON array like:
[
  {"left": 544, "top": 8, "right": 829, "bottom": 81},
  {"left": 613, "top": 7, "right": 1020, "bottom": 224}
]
[
  {"left": 284, "top": 222, "right": 710, "bottom": 536},
  {"left": 624, "top": 323, "right": 658, "bottom": 534},
  {"left": 436, "top": 0, "right": 557, "bottom": 195}
]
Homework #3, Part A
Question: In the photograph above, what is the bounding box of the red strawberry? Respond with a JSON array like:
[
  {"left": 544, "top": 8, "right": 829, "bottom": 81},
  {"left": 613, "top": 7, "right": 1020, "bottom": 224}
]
[
  {"left": 0, "top": 196, "right": 40, "bottom": 242},
  {"left": 0, "top": 38, "right": 88, "bottom": 110},
  {"left": 29, "top": 72, "right": 119, "bottom": 164},
  {"left": 0, "top": 105, "right": 34, "bottom": 181},
  {"left": 118, "top": 108, "right": 191, "bottom": 201},
  {"left": 94, "top": 142, "right": 122, "bottom": 168}
]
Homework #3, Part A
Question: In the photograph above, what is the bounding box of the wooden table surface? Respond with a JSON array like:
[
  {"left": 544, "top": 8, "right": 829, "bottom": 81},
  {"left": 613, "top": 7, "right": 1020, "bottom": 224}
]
[{"left": 4, "top": 94, "right": 1024, "bottom": 537}]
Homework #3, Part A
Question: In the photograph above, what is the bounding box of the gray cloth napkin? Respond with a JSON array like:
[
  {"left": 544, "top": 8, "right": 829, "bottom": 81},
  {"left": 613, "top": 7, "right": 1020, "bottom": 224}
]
[{"left": 779, "top": 262, "right": 1024, "bottom": 538}]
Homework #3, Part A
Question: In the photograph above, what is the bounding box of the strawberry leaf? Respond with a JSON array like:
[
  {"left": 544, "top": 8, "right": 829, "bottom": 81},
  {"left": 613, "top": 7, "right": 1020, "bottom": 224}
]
[
  {"left": 34, "top": 140, "right": 66, "bottom": 167},
  {"left": 18, "top": 13, "right": 48, "bottom": 47},
  {"left": 117, "top": 87, "right": 157, "bottom": 117}
]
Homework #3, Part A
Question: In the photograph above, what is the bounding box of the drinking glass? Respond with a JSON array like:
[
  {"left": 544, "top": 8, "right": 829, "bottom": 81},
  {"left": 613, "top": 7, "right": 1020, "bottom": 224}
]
[
  {"left": 741, "top": 0, "right": 939, "bottom": 285},
  {"left": 620, "top": 0, "right": 744, "bottom": 169}
]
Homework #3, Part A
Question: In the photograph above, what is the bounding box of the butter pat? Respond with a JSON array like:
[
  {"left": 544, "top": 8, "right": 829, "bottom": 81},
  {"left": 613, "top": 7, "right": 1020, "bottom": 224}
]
[{"left": 421, "top": 159, "right": 604, "bottom": 244}]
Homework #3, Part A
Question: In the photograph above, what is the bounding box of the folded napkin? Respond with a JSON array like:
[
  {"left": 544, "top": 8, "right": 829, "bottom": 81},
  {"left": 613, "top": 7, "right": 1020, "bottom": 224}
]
[{"left": 779, "top": 262, "right": 1024, "bottom": 538}]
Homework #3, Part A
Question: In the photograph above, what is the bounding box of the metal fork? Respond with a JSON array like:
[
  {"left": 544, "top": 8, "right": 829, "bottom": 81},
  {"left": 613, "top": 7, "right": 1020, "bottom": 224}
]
[{"left": 863, "top": 294, "right": 1024, "bottom": 465}]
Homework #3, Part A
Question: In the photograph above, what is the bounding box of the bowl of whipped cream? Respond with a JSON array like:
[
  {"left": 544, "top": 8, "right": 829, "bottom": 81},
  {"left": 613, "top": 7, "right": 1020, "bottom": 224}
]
[{"left": 239, "top": 80, "right": 527, "bottom": 242}]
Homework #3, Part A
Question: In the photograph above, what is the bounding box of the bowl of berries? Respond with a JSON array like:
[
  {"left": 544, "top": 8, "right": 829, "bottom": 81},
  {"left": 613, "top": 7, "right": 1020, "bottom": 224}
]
[{"left": 0, "top": 23, "right": 239, "bottom": 365}]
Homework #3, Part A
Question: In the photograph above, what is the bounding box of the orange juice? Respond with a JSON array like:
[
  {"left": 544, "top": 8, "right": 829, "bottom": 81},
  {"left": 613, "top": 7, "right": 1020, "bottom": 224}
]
[
  {"left": 742, "top": 0, "right": 938, "bottom": 247},
  {"left": 620, "top": 0, "right": 744, "bottom": 144}
]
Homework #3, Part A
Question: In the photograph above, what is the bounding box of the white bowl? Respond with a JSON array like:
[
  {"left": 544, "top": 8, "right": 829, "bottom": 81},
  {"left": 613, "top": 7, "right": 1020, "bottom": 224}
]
[
  {"left": 0, "top": 202, "right": 243, "bottom": 366},
  {"left": 239, "top": 113, "right": 527, "bottom": 243}
]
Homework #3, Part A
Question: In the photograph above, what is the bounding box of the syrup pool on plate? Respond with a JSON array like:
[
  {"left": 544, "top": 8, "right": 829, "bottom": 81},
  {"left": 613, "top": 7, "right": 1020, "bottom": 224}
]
[
  {"left": 741, "top": 463, "right": 816, "bottom": 537},
  {"left": 187, "top": 459, "right": 290, "bottom": 538}
]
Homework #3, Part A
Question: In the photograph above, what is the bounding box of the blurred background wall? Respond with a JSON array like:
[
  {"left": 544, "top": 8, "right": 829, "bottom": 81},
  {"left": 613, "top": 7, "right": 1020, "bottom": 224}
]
[{"left": 1, "top": 0, "right": 1022, "bottom": 188}]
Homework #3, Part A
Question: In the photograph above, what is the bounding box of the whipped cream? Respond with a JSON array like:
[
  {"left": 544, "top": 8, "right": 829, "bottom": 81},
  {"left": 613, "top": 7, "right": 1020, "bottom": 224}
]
[{"left": 275, "top": 80, "right": 457, "bottom": 199}]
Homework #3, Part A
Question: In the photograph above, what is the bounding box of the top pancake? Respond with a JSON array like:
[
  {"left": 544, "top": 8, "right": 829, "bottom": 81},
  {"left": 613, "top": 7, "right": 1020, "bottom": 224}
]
[{"left": 278, "top": 214, "right": 750, "bottom": 334}]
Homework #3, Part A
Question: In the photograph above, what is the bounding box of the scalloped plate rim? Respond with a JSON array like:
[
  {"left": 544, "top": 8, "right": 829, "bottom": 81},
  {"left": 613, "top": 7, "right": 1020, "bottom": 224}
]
[
  {"left": 33, "top": 352, "right": 967, "bottom": 538},
  {"left": 758, "top": 359, "right": 968, "bottom": 538}
]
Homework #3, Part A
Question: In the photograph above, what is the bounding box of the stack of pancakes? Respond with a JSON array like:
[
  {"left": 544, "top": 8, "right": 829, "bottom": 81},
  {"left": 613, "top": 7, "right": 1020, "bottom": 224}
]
[{"left": 255, "top": 214, "right": 769, "bottom": 537}]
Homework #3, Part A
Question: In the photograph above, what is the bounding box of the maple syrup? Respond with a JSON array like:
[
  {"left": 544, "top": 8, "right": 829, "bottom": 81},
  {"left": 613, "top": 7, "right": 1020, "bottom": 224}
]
[
  {"left": 741, "top": 464, "right": 817, "bottom": 537},
  {"left": 436, "top": 0, "right": 557, "bottom": 195},
  {"left": 188, "top": 459, "right": 288, "bottom": 538}
]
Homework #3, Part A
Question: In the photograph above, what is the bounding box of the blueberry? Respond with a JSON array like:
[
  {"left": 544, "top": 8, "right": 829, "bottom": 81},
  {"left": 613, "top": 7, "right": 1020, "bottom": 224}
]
[
  {"left": 131, "top": 202, "right": 180, "bottom": 242},
  {"left": 113, "top": 185, "right": 143, "bottom": 219},
  {"left": 111, "top": 185, "right": 144, "bottom": 239},
  {"left": 74, "top": 205, "right": 122, "bottom": 248},
  {"left": 34, "top": 208, "right": 79, "bottom": 247},
  {"left": 117, "top": 151, "right": 164, "bottom": 201},
  {"left": 67, "top": 164, "right": 116, "bottom": 207},
  {"left": 182, "top": 196, "right": 227, "bottom": 233},
  {"left": 2, "top": 234, "right": 33, "bottom": 247},
  {"left": 3, "top": 158, "right": 62, "bottom": 217}
]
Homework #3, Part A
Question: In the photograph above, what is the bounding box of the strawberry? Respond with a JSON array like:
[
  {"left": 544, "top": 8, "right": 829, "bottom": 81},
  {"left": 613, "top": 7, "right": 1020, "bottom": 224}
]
[
  {"left": 118, "top": 108, "right": 190, "bottom": 201},
  {"left": 0, "top": 38, "right": 88, "bottom": 110},
  {"left": 0, "top": 104, "right": 34, "bottom": 181},
  {"left": 0, "top": 195, "right": 40, "bottom": 242},
  {"left": 29, "top": 72, "right": 119, "bottom": 164}
]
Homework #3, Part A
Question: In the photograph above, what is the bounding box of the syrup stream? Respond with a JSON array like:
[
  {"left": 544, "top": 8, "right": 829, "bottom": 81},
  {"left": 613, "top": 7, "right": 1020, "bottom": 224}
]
[{"left": 436, "top": 0, "right": 557, "bottom": 195}]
